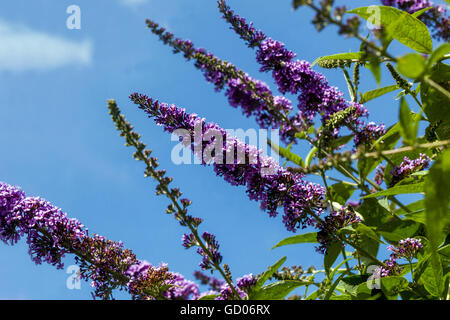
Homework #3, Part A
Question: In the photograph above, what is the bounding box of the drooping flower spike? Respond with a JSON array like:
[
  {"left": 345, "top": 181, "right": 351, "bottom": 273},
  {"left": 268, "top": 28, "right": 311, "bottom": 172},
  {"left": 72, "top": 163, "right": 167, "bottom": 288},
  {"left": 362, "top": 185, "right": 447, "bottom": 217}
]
[
  {"left": 130, "top": 93, "right": 326, "bottom": 232},
  {"left": 0, "top": 181, "right": 200, "bottom": 300}
]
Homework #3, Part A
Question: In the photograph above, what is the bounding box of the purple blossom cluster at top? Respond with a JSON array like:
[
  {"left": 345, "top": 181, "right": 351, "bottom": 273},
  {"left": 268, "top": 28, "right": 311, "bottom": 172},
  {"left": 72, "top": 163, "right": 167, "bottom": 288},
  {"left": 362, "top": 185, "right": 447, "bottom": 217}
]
[
  {"left": 374, "top": 238, "right": 422, "bottom": 278},
  {"left": 131, "top": 93, "right": 326, "bottom": 232},
  {"left": 390, "top": 153, "right": 431, "bottom": 186},
  {"left": 316, "top": 206, "right": 361, "bottom": 254},
  {"left": 218, "top": 0, "right": 266, "bottom": 48},
  {"left": 218, "top": 1, "right": 386, "bottom": 147},
  {"left": 381, "top": 0, "right": 449, "bottom": 41},
  {"left": 0, "top": 181, "right": 201, "bottom": 300}
]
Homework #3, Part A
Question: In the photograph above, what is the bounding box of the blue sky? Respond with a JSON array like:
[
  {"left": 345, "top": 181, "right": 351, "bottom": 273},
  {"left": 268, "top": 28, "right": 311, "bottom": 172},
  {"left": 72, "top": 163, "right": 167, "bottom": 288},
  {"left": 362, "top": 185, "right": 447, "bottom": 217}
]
[{"left": 0, "top": 0, "right": 445, "bottom": 299}]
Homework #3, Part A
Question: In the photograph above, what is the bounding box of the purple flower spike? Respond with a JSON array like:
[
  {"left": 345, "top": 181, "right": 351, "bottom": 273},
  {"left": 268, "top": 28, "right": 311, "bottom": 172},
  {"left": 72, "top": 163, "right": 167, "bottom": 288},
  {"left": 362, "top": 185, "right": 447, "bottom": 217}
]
[{"left": 131, "top": 93, "right": 326, "bottom": 232}]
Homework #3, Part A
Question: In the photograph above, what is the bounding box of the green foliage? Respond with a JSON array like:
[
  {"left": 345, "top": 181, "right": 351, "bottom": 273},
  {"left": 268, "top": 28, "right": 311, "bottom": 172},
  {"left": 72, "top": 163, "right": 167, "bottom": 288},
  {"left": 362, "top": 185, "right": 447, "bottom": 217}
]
[
  {"left": 272, "top": 232, "right": 318, "bottom": 249},
  {"left": 348, "top": 6, "right": 432, "bottom": 53},
  {"left": 359, "top": 85, "right": 399, "bottom": 104}
]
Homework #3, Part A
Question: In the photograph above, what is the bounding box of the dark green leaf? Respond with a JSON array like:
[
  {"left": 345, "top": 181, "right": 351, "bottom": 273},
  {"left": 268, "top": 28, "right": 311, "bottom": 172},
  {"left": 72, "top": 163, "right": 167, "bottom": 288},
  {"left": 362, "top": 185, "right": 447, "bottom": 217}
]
[
  {"left": 325, "top": 241, "right": 342, "bottom": 275},
  {"left": 312, "top": 52, "right": 367, "bottom": 67},
  {"left": 394, "top": 199, "right": 425, "bottom": 216},
  {"left": 427, "top": 43, "right": 450, "bottom": 69},
  {"left": 360, "top": 85, "right": 399, "bottom": 104},
  {"left": 355, "top": 224, "right": 385, "bottom": 244},
  {"left": 254, "top": 256, "right": 286, "bottom": 291},
  {"left": 421, "top": 255, "right": 444, "bottom": 297},
  {"left": 348, "top": 6, "right": 432, "bottom": 53},
  {"left": 272, "top": 232, "right": 318, "bottom": 249},
  {"left": 397, "top": 53, "right": 426, "bottom": 79},
  {"left": 328, "top": 182, "right": 356, "bottom": 205},
  {"left": 421, "top": 63, "right": 450, "bottom": 140},
  {"left": 380, "top": 276, "right": 409, "bottom": 298},
  {"left": 399, "top": 97, "right": 418, "bottom": 145},
  {"left": 305, "top": 147, "right": 318, "bottom": 168},
  {"left": 362, "top": 182, "right": 424, "bottom": 198}
]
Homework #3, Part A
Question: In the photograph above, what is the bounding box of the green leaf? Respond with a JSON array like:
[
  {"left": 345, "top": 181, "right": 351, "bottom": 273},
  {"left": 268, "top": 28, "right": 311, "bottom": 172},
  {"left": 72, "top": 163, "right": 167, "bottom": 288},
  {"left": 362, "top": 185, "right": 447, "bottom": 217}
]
[
  {"left": 198, "top": 294, "right": 219, "bottom": 300},
  {"left": 397, "top": 53, "right": 426, "bottom": 79},
  {"left": 427, "top": 43, "right": 450, "bottom": 70},
  {"left": 355, "top": 224, "right": 385, "bottom": 244},
  {"left": 312, "top": 52, "right": 367, "bottom": 67},
  {"left": 421, "top": 255, "right": 444, "bottom": 297},
  {"left": 362, "top": 182, "right": 424, "bottom": 198},
  {"left": 305, "top": 147, "right": 318, "bottom": 167},
  {"left": 331, "top": 134, "right": 353, "bottom": 150},
  {"left": 412, "top": 7, "right": 432, "bottom": 18},
  {"left": 366, "top": 62, "right": 381, "bottom": 86},
  {"left": 378, "top": 219, "right": 421, "bottom": 244},
  {"left": 403, "top": 210, "right": 426, "bottom": 224},
  {"left": 348, "top": 6, "right": 432, "bottom": 53},
  {"left": 421, "top": 63, "right": 450, "bottom": 140},
  {"left": 324, "top": 273, "right": 347, "bottom": 300},
  {"left": 359, "top": 85, "right": 399, "bottom": 104},
  {"left": 438, "top": 244, "right": 450, "bottom": 259},
  {"left": 399, "top": 97, "right": 419, "bottom": 145},
  {"left": 272, "top": 232, "right": 318, "bottom": 249},
  {"left": 380, "top": 276, "right": 409, "bottom": 298},
  {"left": 328, "top": 182, "right": 356, "bottom": 205},
  {"left": 340, "top": 275, "right": 369, "bottom": 296},
  {"left": 394, "top": 199, "right": 425, "bottom": 216},
  {"left": 324, "top": 241, "right": 342, "bottom": 275},
  {"left": 254, "top": 256, "right": 286, "bottom": 292},
  {"left": 268, "top": 139, "right": 304, "bottom": 167},
  {"left": 252, "top": 280, "right": 307, "bottom": 300},
  {"left": 424, "top": 149, "right": 450, "bottom": 298},
  {"left": 425, "top": 149, "right": 450, "bottom": 250}
]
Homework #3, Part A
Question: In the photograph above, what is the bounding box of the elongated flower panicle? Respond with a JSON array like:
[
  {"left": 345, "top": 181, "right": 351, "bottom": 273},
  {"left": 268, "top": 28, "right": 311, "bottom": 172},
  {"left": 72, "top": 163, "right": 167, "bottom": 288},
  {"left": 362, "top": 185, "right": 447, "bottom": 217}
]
[
  {"left": 217, "top": 0, "right": 266, "bottom": 48},
  {"left": 390, "top": 153, "right": 431, "bottom": 186},
  {"left": 381, "top": 0, "right": 449, "bottom": 41},
  {"left": 131, "top": 93, "right": 325, "bottom": 232},
  {"left": 0, "top": 181, "right": 201, "bottom": 300},
  {"left": 218, "top": 0, "right": 385, "bottom": 148}
]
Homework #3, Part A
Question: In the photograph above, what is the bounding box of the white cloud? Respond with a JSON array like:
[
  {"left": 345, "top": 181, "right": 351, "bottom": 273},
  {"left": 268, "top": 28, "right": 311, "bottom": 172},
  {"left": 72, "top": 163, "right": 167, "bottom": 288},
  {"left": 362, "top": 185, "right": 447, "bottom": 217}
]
[
  {"left": 0, "top": 20, "right": 92, "bottom": 73},
  {"left": 119, "top": 0, "right": 148, "bottom": 8}
]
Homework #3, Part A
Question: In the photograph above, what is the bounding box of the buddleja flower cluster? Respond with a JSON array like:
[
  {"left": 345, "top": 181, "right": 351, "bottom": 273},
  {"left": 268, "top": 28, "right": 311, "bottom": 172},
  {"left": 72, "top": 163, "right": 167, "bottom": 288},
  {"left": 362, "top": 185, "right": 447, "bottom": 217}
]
[
  {"left": 218, "top": 0, "right": 386, "bottom": 148},
  {"left": 381, "top": 0, "right": 449, "bottom": 41},
  {"left": 375, "top": 238, "right": 423, "bottom": 277},
  {"left": 0, "top": 181, "right": 200, "bottom": 300},
  {"left": 390, "top": 153, "right": 431, "bottom": 186},
  {"left": 131, "top": 93, "right": 326, "bottom": 232}
]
